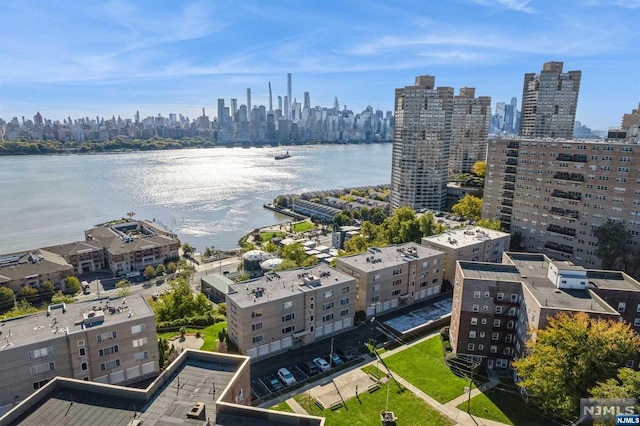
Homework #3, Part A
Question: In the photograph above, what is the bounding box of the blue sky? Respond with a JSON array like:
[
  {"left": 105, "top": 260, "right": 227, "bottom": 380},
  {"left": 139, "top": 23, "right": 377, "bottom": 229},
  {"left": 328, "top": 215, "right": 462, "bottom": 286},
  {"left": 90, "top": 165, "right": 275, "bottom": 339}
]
[{"left": 0, "top": 0, "right": 638, "bottom": 129}]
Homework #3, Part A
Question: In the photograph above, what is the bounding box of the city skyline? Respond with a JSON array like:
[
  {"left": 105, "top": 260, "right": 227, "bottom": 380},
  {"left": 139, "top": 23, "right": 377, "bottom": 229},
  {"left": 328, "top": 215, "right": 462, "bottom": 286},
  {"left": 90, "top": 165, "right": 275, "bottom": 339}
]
[{"left": 1, "top": 1, "right": 638, "bottom": 129}]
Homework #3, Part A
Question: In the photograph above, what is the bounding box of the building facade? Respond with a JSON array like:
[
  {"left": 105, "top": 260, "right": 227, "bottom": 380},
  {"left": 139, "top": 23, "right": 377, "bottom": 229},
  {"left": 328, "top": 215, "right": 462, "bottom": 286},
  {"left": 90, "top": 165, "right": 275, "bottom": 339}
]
[
  {"left": 482, "top": 136, "right": 640, "bottom": 268},
  {"left": 422, "top": 226, "right": 511, "bottom": 283},
  {"left": 519, "top": 61, "right": 581, "bottom": 139},
  {"left": 390, "top": 75, "right": 490, "bottom": 211},
  {"left": 335, "top": 243, "right": 445, "bottom": 317},
  {"left": 0, "top": 249, "right": 74, "bottom": 293},
  {"left": 450, "top": 252, "right": 640, "bottom": 371},
  {"left": 0, "top": 294, "right": 159, "bottom": 410},
  {"left": 225, "top": 266, "right": 356, "bottom": 358}
]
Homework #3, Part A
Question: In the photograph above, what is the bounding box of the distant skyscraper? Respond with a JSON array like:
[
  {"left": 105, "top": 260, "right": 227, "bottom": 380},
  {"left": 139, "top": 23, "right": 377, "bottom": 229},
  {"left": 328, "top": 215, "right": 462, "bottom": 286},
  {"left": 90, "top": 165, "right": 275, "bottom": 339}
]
[
  {"left": 268, "top": 82, "right": 273, "bottom": 112},
  {"left": 390, "top": 75, "right": 454, "bottom": 211},
  {"left": 217, "top": 99, "right": 225, "bottom": 128},
  {"left": 246, "top": 88, "right": 252, "bottom": 122},
  {"left": 283, "top": 95, "right": 289, "bottom": 121},
  {"left": 287, "top": 73, "right": 292, "bottom": 119},
  {"left": 230, "top": 99, "right": 238, "bottom": 121},
  {"left": 519, "top": 61, "right": 581, "bottom": 139},
  {"left": 509, "top": 96, "right": 518, "bottom": 132},
  {"left": 304, "top": 92, "right": 310, "bottom": 109},
  {"left": 277, "top": 96, "right": 282, "bottom": 112}
]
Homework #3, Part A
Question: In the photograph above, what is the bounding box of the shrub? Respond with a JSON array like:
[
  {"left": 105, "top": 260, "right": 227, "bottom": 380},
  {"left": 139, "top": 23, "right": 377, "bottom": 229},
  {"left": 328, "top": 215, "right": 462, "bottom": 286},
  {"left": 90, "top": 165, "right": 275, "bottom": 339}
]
[
  {"left": 195, "top": 331, "right": 202, "bottom": 339},
  {"left": 179, "top": 326, "right": 187, "bottom": 337}
]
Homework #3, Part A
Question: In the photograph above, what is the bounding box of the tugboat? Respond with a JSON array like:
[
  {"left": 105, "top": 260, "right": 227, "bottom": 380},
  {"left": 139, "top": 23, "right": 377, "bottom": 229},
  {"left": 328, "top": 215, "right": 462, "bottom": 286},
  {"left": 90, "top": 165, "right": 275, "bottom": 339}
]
[{"left": 274, "top": 150, "right": 291, "bottom": 160}]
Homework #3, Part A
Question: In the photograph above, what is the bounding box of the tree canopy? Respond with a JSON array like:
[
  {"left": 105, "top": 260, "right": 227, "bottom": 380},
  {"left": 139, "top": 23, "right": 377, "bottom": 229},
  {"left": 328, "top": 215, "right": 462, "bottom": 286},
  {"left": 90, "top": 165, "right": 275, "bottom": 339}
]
[
  {"left": 153, "top": 277, "right": 213, "bottom": 322},
  {"left": 64, "top": 276, "right": 82, "bottom": 295},
  {"left": 452, "top": 194, "right": 483, "bottom": 221},
  {"left": 512, "top": 312, "right": 640, "bottom": 419},
  {"left": 594, "top": 220, "right": 640, "bottom": 279},
  {"left": 471, "top": 161, "right": 486, "bottom": 177}
]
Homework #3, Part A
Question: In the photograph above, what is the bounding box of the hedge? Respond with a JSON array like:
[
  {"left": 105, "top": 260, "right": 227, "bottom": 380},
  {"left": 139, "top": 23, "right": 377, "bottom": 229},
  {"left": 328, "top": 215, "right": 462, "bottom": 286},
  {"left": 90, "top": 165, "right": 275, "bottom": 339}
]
[{"left": 157, "top": 313, "right": 225, "bottom": 329}]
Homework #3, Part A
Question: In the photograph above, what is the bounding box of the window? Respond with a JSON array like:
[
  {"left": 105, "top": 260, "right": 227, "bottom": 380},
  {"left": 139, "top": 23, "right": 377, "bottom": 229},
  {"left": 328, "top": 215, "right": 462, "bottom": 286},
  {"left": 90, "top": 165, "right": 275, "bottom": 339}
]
[
  {"left": 478, "top": 344, "right": 484, "bottom": 351},
  {"left": 99, "top": 345, "right": 119, "bottom": 357},
  {"left": 28, "top": 346, "right": 53, "bottom": 360},
  {"left": 497, "top": 293, "right": 504, "bottom": 301},
  {"left": 473, "top": 291, "right": 481, "bottom": 299},
  {"left": 96, "top": 331, "right": 117, "bottom": 343},
  {"left": 252, "top": 335, "right": 263, "bottom": 344},
  {"left": 627, "top": 360, "right": 635, "bottom": 368},
  {"left": 341, "top": 286, "right": 349, "bottom": 294},
  {"left": 490, "top": 346, "right": 497, "bottom": 353},
  {"left": 132, "top": 337, "right": 148, "bottom": 348},
  {"left": 484, "top": 292, "right": 490, "bottom": 298},
  {"left": 472, "top": 304, "right": 479, "bottom": 312},
  {"left": 251, "top": 309, "right": 263, "bottom": 318},
  {"left": 511, "top": 294, "right": 518, "bottom": 303},
  {"left": 340, "top": 297, "right": 349, "bottom": 305},
  {"left": 495, "top": 306, "right": 503, "bottom": 314},
  {"left": 282, "top": 313, "right": 295, "bottom": 322},
  {"left": 469, "top": 331, "right": 476, "bottom": 338},
  {"left": 79, "top": 347, "right": 87, "bottom": 357},
  {"left": 30, "top": 362, "right": 55, "bottom": 376},
  {"left": 81, "top": 362, "right": 88, "bottom": 371},
  {"left": 392, "top": 268, "right": 402, "bottom": 275},
  {"left": 497, "top": 359, "right": 509, "bottom": 368},
  {"left": 470, "top": 317, "right": 478, "bottom": 325},
  {"left": 371, "top": 295, "right": 380, "bottom": 303},
  {"left": 322, "top": 302, "right": 334, "bottom": 310},
  {"left": 322, "top": 314, "right": 334, "bottom": 322},
  {"left": 340, "top": 308, "right": 349, "bottom": 316},
  {"left": 372, "top": 284, "right": 380, "bottom": 293},
  {"left": 392, "top": 289, "right": 401, "bottom": 296},
  {"left": 77, "top": 340, "right": 85, "bottom": 347},
  {"left": 619, "top": 302, "right": 627, "bottom": 313},
  {"left": 481, "top": 318, "right": 487, "bottom": 325},
  {"left": 492, "top": 333, "right": 499, "bottom": 341},
  {"left": 480, "top": 331, "right": 486, "bottom": 338},
  {"left": 323, "top": 290, "right": 334, "bottom": 299},
  {"left": 100, "top": 359, "right": 121, "bottom": 371},
  {"left": 282, "top": 326, "right": 295, "bottom": 334},
  {"left": 281, "top": 301, "right": 293, "bottom": 310},
  {"left": 468, "top": 344, "right": 475, "bottom": 351},
  {"left": 482, "top": 305, "right": 489, "bottom": 312},
  {"left": 33, "top": 379, "right": 50, "bottom": 390},
  {"left": 636, "top": 304, "right": 640, "bottom": 313},
  {"left": 422, "top": 261, "right": 429, "bottom": 268},
  {"left": 494, "top": 320, "right": 501, "bottom": 327},
  {"left": 252, "top": 323, "right": 263, "bottom": 331},
  {"left": 131, "top": 323, "right": 147, "bottom": 334},
  {"left": 134, "top": 351, "right": 149, "bottom": 361},
  {"left": 634, "top": 318, "right": 640, "bottom": 327}
]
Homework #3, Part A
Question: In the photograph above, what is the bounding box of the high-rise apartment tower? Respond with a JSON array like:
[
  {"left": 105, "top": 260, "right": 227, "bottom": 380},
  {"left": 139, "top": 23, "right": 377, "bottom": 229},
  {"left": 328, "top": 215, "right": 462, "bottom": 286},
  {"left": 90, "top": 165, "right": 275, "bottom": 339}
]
[{"left": 519, "top": 61, "right": 581, "bottom": 139}]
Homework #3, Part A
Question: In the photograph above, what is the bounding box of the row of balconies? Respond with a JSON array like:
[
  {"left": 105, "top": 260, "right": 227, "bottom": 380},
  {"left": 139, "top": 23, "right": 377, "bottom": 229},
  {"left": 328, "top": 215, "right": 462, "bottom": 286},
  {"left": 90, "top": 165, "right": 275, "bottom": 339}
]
[
  {"left": 544, "top": 242, "right": 574, "bottom": 254},
  {"left": 550, "top": 207, "right": 579, "bottom": 219},
  {"left": 547, "top": 225, "right": 577, "bottom": 237},
  {"left": 553, "top": 172, "right": 584, "bottom": 182},
  {"left": 551, "top": 190, "right": 582, "bottom": 201},
  {"left": 556, "top": 153, "right": 587, "bottom": 163}
]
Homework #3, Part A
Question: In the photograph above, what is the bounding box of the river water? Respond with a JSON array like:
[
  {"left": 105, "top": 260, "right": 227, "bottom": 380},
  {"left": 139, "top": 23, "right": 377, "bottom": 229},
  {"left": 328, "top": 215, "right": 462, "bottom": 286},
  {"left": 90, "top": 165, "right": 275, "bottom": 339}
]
[{"left": 0, "top": 144, "right": 392, "bottom": 253}]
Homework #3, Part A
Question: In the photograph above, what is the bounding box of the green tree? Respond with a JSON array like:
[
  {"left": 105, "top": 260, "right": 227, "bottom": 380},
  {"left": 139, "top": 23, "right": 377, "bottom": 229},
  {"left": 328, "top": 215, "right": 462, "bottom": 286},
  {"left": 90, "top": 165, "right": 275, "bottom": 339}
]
[
  {"left": 153, "top": 277, "right": 212, "bottom": 322},
  {"left": 452, "top": 194, "right": 483, "bottom": 221},
  {"left": 275, "top": 259, "right": 297, "bottom": 271},
  {"left": 156, "top": 264, "right": 166, "bottom": 275},
  {"left": 380, "top": 206, "right": 421, "bottom": 244},
  {"left": 20, "top": 286, "right": 38, "bottom": 297},
  {"left": 471, "top": 161, "right": 486, "bottom": 177},
  {"left": 64, "top": 276, "right": 82, "bottom": 295},
  {"left": 333, "top": 212, "right": 351, "bottom": 227},
  {"left": 343, "top": 235, "right": 368, "bottom": 254},
  {"left": 301, "top": 255, "right": 319, "bottom": 267},
  {"left": 216, "top": 302, "right": 227, "bottom": 316},
  {"left": 513, "top": 312, "right": 640, "bottom": 419},
  {"left": 360, "top": 206, "right": 370, "bottom": 221},
  {"left": 51, "top": 291, "right": 75, "bottom": 304},
  {"left": 3, "top": 299, "right": 40, "bottom": 319},
  {"left": 590, "top": 368, "right": 640, "bottom": 400},
  {"left": 281, "top": 242, "right": 307, "bottom": 265},
  {"left": 176, "top": 259, "right": 196, "bottom": 280},
  {"left": 370, "top": 207, "right": 387, "bottom": 225},
  {"left": 181, "top": 242, "right": 195, "bottom": 257},
  {"left": 510, "top": 231, "right": 523, "bottom": 251},
  {"left": 0, "top": 286, "right": 15, "bottom": 307},
  {"left": 476, "top": 218, "right": 502, "bottom": 231},
  {"left": 418, "top": 213, "right": 436, "bottom": 237},
  {"left": 143, "top": 265, "right": 156, "bottom": 280},
  {"left": 264, "top": 241, "right": 279, "bottom": 253},
  {"left": 274, "top": 195, "right": 288, "bottom": 208},
  {"left": 167, "top": 261, "right": 177, "bottom": 274},
  {"left": 116, "top": 279, "right": 131, "bottom": 296},
  {"left": 594, "top": 220, "right": 633, "bottom": 271},
  {"left": 42, "top": 280, "right": 56, "bottom": 295},
  {"left": 203, "top": 247, "right": 213, "bottom": 258}
]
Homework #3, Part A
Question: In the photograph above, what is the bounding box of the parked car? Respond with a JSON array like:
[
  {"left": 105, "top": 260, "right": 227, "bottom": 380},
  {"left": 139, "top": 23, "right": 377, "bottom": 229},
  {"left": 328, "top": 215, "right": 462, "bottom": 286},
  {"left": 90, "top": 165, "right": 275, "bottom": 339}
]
[
  {"left": 269, "top": 378, "right": 284, "bottom": 392},
  {"left": 313, "top": 357, "right": 330, "bottom": 372},
  {"left": 277, "top": 368, "right": 296, "bottom": 386},
  {"left": 336, "top": 348, "right": 354, "bottom": 360},
  {"left": 330, "top": 353, "right": 344, "bottom": 366},
  {"left": 299, "top": 360, "right": 319, "bottom": 376}
]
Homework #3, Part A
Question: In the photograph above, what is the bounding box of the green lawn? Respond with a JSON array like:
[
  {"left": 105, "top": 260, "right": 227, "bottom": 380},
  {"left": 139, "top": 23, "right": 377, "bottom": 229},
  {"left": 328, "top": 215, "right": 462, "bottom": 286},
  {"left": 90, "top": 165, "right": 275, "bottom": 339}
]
[
  {"left": 269, "top": 401, "right": 295, "bottom": 413},
  {"left": 260, "top": 231, "right": 286, "bottom": 241},
  {"left": 383, "top": 336, "right": 472, "bottom": 403},
  {"left": 456, "top": 383, "right": 559, "bottom": 426},
  {"left": 292, "top": 369, "right": 454, "bottom": 426},
  {"left": 158, "top": 322, "right": 227, "bottom": 352},
  {"left": 292, "top": 221, "right": 314, "bottom": 233}
]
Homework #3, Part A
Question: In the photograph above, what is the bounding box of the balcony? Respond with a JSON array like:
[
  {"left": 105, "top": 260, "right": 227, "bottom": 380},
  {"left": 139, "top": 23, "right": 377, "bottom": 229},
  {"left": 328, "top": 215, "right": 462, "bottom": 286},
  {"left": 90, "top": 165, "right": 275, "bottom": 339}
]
[
  {"left": 507, "top": 142, "right": 519, "bottom": 149},
  {"left": 553, "top": 172, "right": 584, "bottom": 182},
  {"left": 550, "top": 207, "right": 579, "bottom": 220},
  {"left": 501, "top": 199, "right": 513, "bottom": 207},
  {"left": 505, "top": 166, "right": 517, "bottom": 174},
  {"left": 500, "top": 214, "right": 511, "bottom": 223},
  {"left": 504, "top": 175, "right": 515, "bottom": 183},
  {"left": 501, "top": 191, "right": 514, "bottom": 199},
  {"left": 500, "top": 207, "right": 512, "bottom": 214},
  {"left": 557, "top": 153, "right": 587, "bottom": 163},
  {"left": 506, "top": 158, "right": 518, "bottom": 166},
  {"left": 551, "top": 190, "right": 582, "bottom": 201},
  {"left": 547, "top": 225, "right": 576, "bottom": 237},
  {"left": 544, "top": 242, "right": 574, "bottom": 254}
]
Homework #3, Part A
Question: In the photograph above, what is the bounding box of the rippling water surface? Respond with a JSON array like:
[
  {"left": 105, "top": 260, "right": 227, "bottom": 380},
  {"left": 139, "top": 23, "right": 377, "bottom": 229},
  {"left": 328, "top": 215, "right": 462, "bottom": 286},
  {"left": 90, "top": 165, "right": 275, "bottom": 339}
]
[{"left": 0, "top": 144, "right": 392, "bottom": 252}]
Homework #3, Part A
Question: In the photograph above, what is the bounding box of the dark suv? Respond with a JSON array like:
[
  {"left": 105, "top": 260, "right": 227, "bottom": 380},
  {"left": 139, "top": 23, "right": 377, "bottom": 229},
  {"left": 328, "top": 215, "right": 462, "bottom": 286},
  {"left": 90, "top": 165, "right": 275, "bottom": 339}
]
[{"left": 299, "top": 360, "right": 319, "bottom": 376}]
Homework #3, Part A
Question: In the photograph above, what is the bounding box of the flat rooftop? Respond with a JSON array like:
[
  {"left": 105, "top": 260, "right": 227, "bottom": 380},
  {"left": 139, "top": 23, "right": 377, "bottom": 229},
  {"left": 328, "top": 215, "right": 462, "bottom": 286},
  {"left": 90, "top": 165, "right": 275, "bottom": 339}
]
[
  {"left": 3, "top": 350, "right": 321, "bottom": 426},
  {"left": 422, "top": 226, "right": 510, "bottom": 249},
  {"left": 0, "top": 294, "right": 154, "bottom": 351},
  {"left": 226, "top": 266, "right": 355, "bottom": 308},
  {"left": 336, "top": 243, "right": 443, "bottom": 271},
  {"left": 459, "top": 254, "right": 620, "bottom": 315}
]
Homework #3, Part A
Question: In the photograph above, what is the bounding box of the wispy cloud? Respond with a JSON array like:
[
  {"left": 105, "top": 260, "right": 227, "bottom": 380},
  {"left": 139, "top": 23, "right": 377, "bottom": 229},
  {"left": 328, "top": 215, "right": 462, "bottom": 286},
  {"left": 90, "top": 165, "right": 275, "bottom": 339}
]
[{"left": 468, "top": 0, "right": 535, "bottom": 13}]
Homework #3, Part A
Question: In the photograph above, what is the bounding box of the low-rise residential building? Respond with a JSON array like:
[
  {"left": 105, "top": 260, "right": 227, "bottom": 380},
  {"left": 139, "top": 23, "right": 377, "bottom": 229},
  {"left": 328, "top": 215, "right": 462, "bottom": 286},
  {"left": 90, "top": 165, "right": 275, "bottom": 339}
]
[
  {"left": 201, "top": 273, "right": 234, "bottom": 303},
  {"left": 422, "top": 226, "right": 511, "bottom": 283},
  {"left": 0, "top": 294, "right": 159, "bottom": 410},
  {"left": 335, "top": 244, "right": 445, "bottom": 317},
  {"left": 292, "top": 199, "right": 341, "bottom": 223},
  {"left": 226, "top": 266, "right": 356, "bottom": 358},
  {"left": 450, "top": 252, "right": 640, "bottom": 371},
  {"left": 0, "top": 249, "right": 74, "bottom": 292},
  {"left": 0, "top": 349, "right": 324, "bottom": 426}
]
